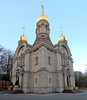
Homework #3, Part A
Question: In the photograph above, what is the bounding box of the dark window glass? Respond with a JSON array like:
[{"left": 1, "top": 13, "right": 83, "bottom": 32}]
[
  {"left": 35, "top": 78, "right": 37, "bottom": 83},
  {"left": 49, "top": 78, "right": 51, "bottom": 83},
  {"left": 36, "top": 57, "right": 38, "bottom": 64},
  {"left": 48, "top": 57, "right": 50, "bottom": 64}
]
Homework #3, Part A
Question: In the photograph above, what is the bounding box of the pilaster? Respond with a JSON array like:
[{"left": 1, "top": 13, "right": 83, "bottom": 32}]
[
  {"left": 56, "top": 52, "right": 61, "bottom": 70},
  {"left": 39, "top": 46, "right": 46, "bottom": 68},
  {"left": 25, "top": 52, "right": 30, "bottom": 71}
]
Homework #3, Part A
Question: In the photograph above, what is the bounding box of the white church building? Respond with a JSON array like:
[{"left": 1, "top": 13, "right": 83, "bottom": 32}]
[{"left": 12, "top": 6, "right": 75, "bottom": 93}]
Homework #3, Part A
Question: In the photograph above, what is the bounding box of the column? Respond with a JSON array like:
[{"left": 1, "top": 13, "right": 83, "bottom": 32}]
[
  {"left": 19, "top": 73, "right": 23, "bottom": 89},
  {"left": 56, "top": 52, "right": 61, "bottom": 70},
  {"left": 25, "top": 52, "right": 30, "bottom": 71}
]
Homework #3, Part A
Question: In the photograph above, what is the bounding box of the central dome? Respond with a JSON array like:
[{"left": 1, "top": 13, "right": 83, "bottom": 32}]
[
  {"left": 37, "top": 15, "right": 49, "bottom": 23},
  {"left": 37, "top": 5, "right": 49, "bottom": 23}
]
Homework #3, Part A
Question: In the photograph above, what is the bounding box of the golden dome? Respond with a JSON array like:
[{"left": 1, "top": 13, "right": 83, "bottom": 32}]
[
  {"left": 18, "top": 35, "right": 28, "bottom": 42},
  {"left": 58, "top": 35, "right": 67, "bottom": 42},
  {"left": 18, "top": 27, "right": 28, "bottom": 42},
  {"left": 58, "top": 26, "right": 67, "bottom": 42},
  {"left": 37, "top": 15, "right": 49, "bottom": 23},
  {"left": 37, "top": 5, "right": 49, "bottom": 23}
]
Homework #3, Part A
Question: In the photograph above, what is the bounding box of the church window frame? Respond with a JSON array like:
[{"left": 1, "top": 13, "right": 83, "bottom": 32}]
[
  {"left": 49, "top": 78, "right": 51, "bottom": 83},
  {"left": 22, "top": 55, "right": 25, "bottom": 66},
  {"left": 48, "top": 56, "right": 51, "bottom": 64},
  {"left": 61, "top": 56, "right": 67, "bottom": 66},
  {"left": 35, "top": 78, "right": 37, "bottom": 84},
  {"left": 20, "top": 57, "right": 22, "bottom": 66},
  {"left": 19, "top": 53, "right": 25, "bottom": 67},
  {"left": 19, "top": 57, "right": 22, "bottom": 67},
  {"left": 46, "top": 25, "right": 48, "bottom": 33},
  {"left": 35, "top": 57, "right": 38, "bottom": 65},
  {"left": 39, "top": 26, "right": 40, "bottom": 33},
  {"left": 20, "top": 53, "right": 23, "bottom": 67}
]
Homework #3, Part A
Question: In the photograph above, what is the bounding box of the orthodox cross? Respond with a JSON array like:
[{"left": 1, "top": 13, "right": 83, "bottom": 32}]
[
  {"left": 61, "top": 26, "right": 63, "bottom": 36},
  {"left": 23, "top": 27, "right": 25, "bottom": 36},
  {"left": 41, "top": 5, "right": 44, "bottom": 15}
]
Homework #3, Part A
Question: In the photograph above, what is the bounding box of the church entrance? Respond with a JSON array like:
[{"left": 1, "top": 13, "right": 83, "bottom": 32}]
[
  {"left": 15, "top": 69, "right": 20, "bottom": 85},
  {"left": 66, "top": 69, "right": 70, "bottom": 87}
]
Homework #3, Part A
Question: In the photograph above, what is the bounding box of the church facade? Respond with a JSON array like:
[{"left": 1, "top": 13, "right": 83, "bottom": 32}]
[{"left": 12, "top": 6, "right": 75, "bottom": 93}]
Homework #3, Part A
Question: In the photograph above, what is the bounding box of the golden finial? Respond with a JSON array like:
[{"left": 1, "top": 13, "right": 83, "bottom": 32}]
[
  {"left": 23, "top": 27, "right": 25, "bottom": 36},
  {"left": 61, "top": 26, "right": 63, "bottom": 36},
  {"left": 41, "top": 5, "right": 44, "bottom": 15}
]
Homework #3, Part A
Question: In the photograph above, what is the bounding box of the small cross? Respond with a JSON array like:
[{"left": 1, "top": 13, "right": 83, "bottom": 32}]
[
  {"left": 23, "top": 27, "right": 25, "bottom": 36},
  {"left": 23, "top": 27, "right": 25, "bottom": 31},
  {"left": 61, "top": 26, "right": 63, "bottom": 36},
  {"left": 41, "top": 5, "right": 44, "bottom": 15},
  {"left": 41, "top": 5, "right": 44, "bottom": 9},
  {"left": 61, "top": 26, "right": 62, "bottom": 30}
]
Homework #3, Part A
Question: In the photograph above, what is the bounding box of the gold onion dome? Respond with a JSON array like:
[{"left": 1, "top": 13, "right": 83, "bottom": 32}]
[
  {"left": 37, "top": 5, "right": 49, "bottom": 23},
  {"left": 58, "top": 27, "right": 67, "bottom": 42},
  {"left": 18, "top": 27, "right": 28, "bottom": 42}
]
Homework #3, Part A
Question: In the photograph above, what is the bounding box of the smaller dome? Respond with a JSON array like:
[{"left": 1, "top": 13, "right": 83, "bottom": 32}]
[
  {"left": 18, "top": 27, "right": 28, "bottom": 42},
  {"left": 37, "top": 15, "right": 49, "bottom": 23},
  {"left": 58, "top": 36, "right": 67, "bottom": 42},
  {"left": 18, "top": 35, "right": 28, "bottom": 42},
  {"left": 58, "top": 26, "right": 67, "bottom": 42}
]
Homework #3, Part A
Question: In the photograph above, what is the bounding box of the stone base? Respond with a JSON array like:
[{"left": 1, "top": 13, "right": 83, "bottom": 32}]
[
  {"left": 22, "top": 87, "right": 64, "bottom": 93},
  {"left": 9, "top": 86, "right": 13, "bottom": 91},
  {"left": 64, "top": 87, "right": 73, "bottom": 90},
  {"left": 73, "top": 87, "right": 78, "bottom": 90},
  {"left": 13, "top": 87, "right": 21, "bottom": 91},
  {"left": 22, "top": 87, "right": 31, "bottom": 93},
  {"left": 56, "top": 87, "right": 64, "bottom": 93}
]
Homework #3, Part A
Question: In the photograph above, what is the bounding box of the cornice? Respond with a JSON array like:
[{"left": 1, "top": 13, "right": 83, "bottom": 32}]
[
  {"left": 24, "top": 47, "right": 32, "bottom": 54},
  {"left": 32, "top": 41, "right": 54, "bottom": 52}
]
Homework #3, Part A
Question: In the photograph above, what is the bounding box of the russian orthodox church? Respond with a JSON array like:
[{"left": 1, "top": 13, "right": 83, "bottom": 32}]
[{"left": 12, "top": 6, "right": 75, "bottom": 93}]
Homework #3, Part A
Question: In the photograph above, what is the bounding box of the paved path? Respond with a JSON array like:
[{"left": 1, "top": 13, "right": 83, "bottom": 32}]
[{"left": 0, "top": 90, "right": 87, "bottom": 100}]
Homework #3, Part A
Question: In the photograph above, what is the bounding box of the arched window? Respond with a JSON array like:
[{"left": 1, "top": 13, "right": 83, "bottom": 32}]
[
  {"left": 19, "top": 57, "right": 22, "bottom": 66},
  {"left": 19, "top": 53, "right": 25, "bottom": 67},
  {"left": 46, "top": 25, "right": 48, "bottom": 33},
  {"left": 49, "top": 78, "right": 51, "bottom": 83},
  {"left": 61, "top": 56, "right": 66, "bottom": 66},
  {"left": 22, "top": 56, "right": 25, "bottom": 66},
  {"left": 21, "top": 57, "right": 22, "bottom": 66},
  {"left": 35, "top": 57, "right": 38, "bottom": 65},
  {"left": 48, "top": 57, "right": 51, "bottom": 64},
  {"left": 61, "top": 56, "right": 63, "bottom": 65},
  {"left": 39, "top": 27, "right": 40, "bottom": 33},
  {"left": 35, "top": 78, "right": 37, "bottom": 84}
]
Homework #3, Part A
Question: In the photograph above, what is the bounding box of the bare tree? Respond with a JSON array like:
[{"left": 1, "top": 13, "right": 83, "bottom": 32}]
[
  {"left": 83, "top": 65, "right": 87, "bottom": 88},
  {"left": 0, "top": 45, "right": 14, "bottom": 81},
  {"left": 74, "top": 71, "right": 84, "bottom": 88}
]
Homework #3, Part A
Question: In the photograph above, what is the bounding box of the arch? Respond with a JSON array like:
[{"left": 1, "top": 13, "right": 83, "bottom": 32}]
[
  {"left": 15, "top": 43, "right": 26, "bottom": 57},
  {"left": 17, "top": 45, "right": 25, "bottom": 56},
  {"left": 60, "top": 42, "right": 71, "bottom": 57}
]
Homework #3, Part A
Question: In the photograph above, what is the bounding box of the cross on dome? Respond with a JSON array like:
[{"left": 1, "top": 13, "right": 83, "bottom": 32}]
[{"left": 23, "top": 27, "right": 25, "bottom": 36}]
